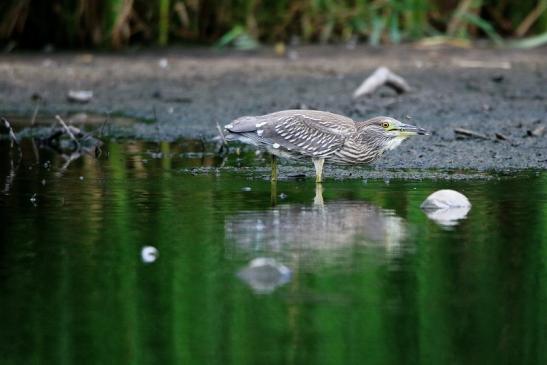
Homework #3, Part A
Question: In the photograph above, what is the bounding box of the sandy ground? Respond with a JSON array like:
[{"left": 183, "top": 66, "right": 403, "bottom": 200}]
[{"left": 0, "top": 45, "right": 546, "bottom": 171}]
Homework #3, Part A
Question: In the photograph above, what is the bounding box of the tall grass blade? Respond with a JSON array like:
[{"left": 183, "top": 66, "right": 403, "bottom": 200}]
[{"left": 158, "top": 0, "right": 170, "bottom": 46}]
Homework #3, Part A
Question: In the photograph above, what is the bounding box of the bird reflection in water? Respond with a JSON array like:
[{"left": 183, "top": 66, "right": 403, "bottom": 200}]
[{"left": 228, "top": 184, "right": 408, "bottom": 293}]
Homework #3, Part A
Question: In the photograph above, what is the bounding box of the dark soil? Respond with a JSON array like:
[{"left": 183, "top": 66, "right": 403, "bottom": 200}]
[{"left": 0, "top": 45, "right": 546, "bottom": 171}]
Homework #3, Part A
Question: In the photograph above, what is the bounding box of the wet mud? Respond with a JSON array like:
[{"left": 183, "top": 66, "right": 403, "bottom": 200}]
[{"left": 0, "top": 45, "right": 546, "bottom": 173}]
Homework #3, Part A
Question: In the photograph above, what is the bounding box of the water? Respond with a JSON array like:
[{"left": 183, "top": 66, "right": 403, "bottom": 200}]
[{"left": 1, "top": 138, "right": 546, "bottom": 365}]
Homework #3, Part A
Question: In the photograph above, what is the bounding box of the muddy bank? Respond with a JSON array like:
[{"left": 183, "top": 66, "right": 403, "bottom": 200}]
[{"left": 0, "top": 45, "right": 546, "bottom": 171}]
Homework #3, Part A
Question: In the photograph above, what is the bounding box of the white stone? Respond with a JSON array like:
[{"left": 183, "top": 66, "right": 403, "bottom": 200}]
[
  {"left": 421, "top": 190, "right": 472, "bottom": 228},
  {"left": 420, "top": 189, "right": 471, "bottom": 209},
  {"left": 67, "top": 90, "right": 93, "bottom": 103},
  {"left": 272, "top": 143, "right": 280, "bottom": 149},
  {"left": 257, "top": 129, "right": 264, "bottom": 136}
]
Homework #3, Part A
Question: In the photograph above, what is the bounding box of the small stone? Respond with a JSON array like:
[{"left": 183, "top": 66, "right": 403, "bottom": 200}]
[
  {"left": 158, "top": 58, "right": 168, "bottom": 68},
  {"left": 67, "top": 90, "right": 93, "bottom": 103}
]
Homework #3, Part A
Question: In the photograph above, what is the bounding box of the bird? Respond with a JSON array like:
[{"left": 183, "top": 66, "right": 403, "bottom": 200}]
[{"left": 224, "top": 109, "right": 428, "bottom": 183}]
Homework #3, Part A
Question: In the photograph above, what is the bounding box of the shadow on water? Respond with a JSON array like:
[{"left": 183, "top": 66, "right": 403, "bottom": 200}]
[{"left": 0, "top": 134, "right": 546, "bottom": 365}]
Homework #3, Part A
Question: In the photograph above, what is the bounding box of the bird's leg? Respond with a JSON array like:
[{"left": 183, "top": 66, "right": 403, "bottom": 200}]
[
  {"left": 312, "top": 158, "right": 325, "bottom": 183},
  {"left": 271, "top": 154, "right": 278, "bottom": 182}
]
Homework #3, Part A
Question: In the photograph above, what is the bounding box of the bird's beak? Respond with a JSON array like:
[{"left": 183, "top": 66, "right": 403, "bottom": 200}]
[{"left": 399, "top": 123, "right": 429, "bottom": 136}]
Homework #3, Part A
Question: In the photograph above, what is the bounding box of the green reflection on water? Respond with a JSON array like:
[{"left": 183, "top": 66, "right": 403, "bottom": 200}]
[{"left": 0, "top": 140, "right": 546, "bottom": 365}]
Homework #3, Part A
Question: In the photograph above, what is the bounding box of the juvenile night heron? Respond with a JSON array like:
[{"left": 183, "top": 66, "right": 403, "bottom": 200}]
[{"left": 224, "top": 109, "right": 427, "bottom": 182}]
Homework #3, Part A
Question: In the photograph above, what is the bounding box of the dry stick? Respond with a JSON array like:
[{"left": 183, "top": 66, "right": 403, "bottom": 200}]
[
  {"left": 353, "top": 67, "right": 411, "bottom": 99},
  {"left": 454, "top": 128, "right": 490, "bottom": 140},
  {"left": 216, "top": 122, "right": 227, "bottom": 145},
  {"left": 30, "top": 103, "right": 39, "bottom": 126},
  {"left": 55, "top": 115, "right": 80, "bottom": 149},
  {"left": 495, "top": 132, "right": 510, "bottom": 141},
  {"left": 515, "top": 1, "right": 547, "bottom": 37}
]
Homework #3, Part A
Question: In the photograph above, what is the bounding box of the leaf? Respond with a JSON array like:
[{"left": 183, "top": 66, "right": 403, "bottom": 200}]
[
  {"left": 510, "top": 32, "right": 547, "bottom": 48},
  {"left": 215, "top": 25, "right": 259, "bottom": 50},
  {"left": 461, "top": 12, "right": 503, "bottom": 45},
  {"left": 369, "top": 17, "right": 385, "bottom": 46}
]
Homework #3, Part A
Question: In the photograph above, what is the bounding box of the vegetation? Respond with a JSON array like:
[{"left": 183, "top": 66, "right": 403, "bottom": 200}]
[{"left": 0, "top": 0, "right": 546, "bottom": 49}]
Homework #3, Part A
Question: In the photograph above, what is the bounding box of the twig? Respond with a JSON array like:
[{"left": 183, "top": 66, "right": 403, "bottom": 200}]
[
  {"left": 55, "top": 115, "right": 80, "bottom": 149},
  {"left": 454, "top": 128, "right": 490, "bottom": 140},
  {"left": 30, "top": 104, "right": 41, "bottom": 163},
  {"left": 353, "top": 67, "right": 411, "bottom": 99},
  {"left": 30, "top": 103, "right": 40, "bottom": 126},
  {"left": 216, "top": 122, "right": 227, "bottom": 145},
  {"left": 495, "top": 132, "right": 509, "bottom": 141}
]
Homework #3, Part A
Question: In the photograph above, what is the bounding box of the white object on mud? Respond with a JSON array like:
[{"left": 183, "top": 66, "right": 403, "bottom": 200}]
[
  {"left": 421, "top": 189, "right": 471, "bottom": 227},
  {"left": 158, "top": 58, "right": 169, "bottom": 68},
  {"left": 67, "top": 90, "right": 93, "bottom": 103},
  {"left": 141, "top": 246, "right": 159, "bottom": 263},
  {"left": 237, "top": 257, "right": 291, "bottom": 294},
  {"left": 353, "top": 67, "right": 411, "bottom": 99}
]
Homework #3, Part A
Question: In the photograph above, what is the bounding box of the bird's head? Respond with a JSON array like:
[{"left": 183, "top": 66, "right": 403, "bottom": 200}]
[{"left": 358, "top": 116, "right": 429, "bottom": 152}]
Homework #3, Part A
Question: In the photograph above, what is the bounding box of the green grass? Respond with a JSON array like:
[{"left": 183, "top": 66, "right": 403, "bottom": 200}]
[{"left": 0, "top": 0, "right": 546, "bottom": 49}]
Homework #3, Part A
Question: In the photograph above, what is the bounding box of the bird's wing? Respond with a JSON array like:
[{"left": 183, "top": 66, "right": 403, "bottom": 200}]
[{"left": 260, "top": 112, "right": 356, "bottom": 157}]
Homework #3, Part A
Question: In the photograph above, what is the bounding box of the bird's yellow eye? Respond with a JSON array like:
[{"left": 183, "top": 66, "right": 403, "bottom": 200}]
[{"left": 381, "top": 121, "right": 390, "bottom": 129}]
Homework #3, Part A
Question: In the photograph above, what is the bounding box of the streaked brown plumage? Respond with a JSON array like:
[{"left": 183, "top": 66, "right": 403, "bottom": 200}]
[{"left": 225, "top": 109, "right": 427, "bottom": 182}]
